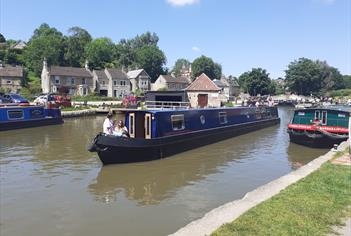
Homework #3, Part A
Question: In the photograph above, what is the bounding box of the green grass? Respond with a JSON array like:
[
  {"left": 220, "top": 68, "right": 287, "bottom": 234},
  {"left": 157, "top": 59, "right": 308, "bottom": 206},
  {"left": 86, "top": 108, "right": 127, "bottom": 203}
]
[
  {"left": 212, "top": 162, "right": 351, "bottom": 236},
  {"left": 72, "top": 94, "right": 121, "bottom": 101}
]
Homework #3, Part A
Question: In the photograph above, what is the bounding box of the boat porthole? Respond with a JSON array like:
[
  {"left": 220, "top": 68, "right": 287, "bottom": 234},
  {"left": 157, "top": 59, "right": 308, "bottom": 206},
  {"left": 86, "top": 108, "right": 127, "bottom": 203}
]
[{"left": 200, "top": 115, "right": 205, "bottom": 125}]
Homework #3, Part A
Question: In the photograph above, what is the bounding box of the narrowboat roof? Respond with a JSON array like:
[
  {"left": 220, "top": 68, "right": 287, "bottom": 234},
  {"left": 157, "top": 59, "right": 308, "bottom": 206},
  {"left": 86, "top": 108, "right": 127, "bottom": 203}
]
[
  {"left": 126, "top": 106, "right": 256, "bottom": 114},
  {"left": 294, "top": 105, "right": 351, "bottom": 113}
]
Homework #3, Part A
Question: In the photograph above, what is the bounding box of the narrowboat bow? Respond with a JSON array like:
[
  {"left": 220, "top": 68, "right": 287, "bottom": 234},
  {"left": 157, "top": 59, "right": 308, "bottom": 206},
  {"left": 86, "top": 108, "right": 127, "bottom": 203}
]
[
  {"left": 287, "top": 106, "right": 350, "bottom": 148},
  {"left": 89, "top": 106, "right": 280, "bottom": 165}
]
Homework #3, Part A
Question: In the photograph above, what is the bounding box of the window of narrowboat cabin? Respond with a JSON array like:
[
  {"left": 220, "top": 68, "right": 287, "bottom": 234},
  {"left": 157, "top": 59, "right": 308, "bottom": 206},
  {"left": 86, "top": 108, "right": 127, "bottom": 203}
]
[
  {"left": 219, "top": 112, "right": 228, "bottom": 124},
  {"left": 338, "top": 113, "right": 346, "bottom": 118},
  {"left": 129, "top": 113, "right": 135, "bottom": 138},
  {"left": 171, "top": 114, "right": 185, "bottom": 131},
  {"left": 7, "top": 110, "right": 24, "bottom": 120},
  {"left": 315, "top": 111, "right": 320, "bottom": 120},
  {"left": 321, "top": 111, "right": 327, "bottom": 125}
]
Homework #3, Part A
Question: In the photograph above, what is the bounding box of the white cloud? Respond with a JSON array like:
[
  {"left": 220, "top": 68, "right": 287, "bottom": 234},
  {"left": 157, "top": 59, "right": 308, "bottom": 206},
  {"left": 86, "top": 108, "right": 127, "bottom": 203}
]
[
  {"left": 166, "top": 0, "right": 200, "bottom": 7},
  {"left": 192, "top": 46, "right": 201, "bottom": 52}
]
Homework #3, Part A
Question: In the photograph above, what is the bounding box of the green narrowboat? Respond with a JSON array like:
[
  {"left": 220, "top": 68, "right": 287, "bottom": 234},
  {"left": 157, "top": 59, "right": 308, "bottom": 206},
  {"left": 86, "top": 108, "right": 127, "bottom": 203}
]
[{"left": 287, "top": 106, "right": 350, "bottom": 148}]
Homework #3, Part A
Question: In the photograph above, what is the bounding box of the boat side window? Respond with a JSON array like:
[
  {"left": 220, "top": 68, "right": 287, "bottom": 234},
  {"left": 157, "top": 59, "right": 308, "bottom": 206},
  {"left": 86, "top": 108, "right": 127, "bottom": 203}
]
[
  {"left": 321, "top": 111, "right": 327, "bottom": 125},
  {"left": 219, "top": 112, "right": 228, "bottom": 124},
  {"left": 171, "top": 114, "right": 185, "bottom": 131},
  {"left": 7, "top": 110, "right": 24, "bottom": 120},
  {"left": 298, "top": 112, "right": 305, "bottom": 116},
  {"left": 315, "top": 111, "right": 320, "bottom": 120},
  {"left": 338, "top": 113, "right": 345, "bottom": 118}
]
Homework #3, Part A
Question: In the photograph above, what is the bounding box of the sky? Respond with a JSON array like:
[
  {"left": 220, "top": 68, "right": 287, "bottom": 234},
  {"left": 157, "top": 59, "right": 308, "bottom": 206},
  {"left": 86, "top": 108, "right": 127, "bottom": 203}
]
[{"left": 0, "top": 0, "right": 350, "bottom": 78}]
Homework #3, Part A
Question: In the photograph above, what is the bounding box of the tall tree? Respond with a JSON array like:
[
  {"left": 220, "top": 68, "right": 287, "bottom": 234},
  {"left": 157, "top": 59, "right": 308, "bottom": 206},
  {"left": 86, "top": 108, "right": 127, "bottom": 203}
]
[
  {"left": 135, "top": 45, "right": 166, "bottom": 82},
  {"left": 64, "top": 27, "right": 92, "bottom": 67},
  {"left": 0, "top": 33, "right": 5, "bottom": 43},
  {"left": 85, "top": 37, "right": 115, "bottom": 69},
  {"left": 24, "top": 23, "right": 64, "bottom": 75},
  {"left": 191, "top": 55, "right": 221, "bottom": 80},
  {"left": 285, "top": 58, "right": 344, "bottom": 95},
  {"left": 171, "top": 58, "right": 190, "bottom": 77},
  {"left": 238, "top": 68, "right": 273, "bottom": 96}
]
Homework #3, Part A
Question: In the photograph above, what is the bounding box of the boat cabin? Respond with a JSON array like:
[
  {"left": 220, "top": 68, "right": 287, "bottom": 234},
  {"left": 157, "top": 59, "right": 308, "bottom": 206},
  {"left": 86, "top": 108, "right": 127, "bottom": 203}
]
[{"left": 124, "top": 106, "right": 278, "bottom": 139}]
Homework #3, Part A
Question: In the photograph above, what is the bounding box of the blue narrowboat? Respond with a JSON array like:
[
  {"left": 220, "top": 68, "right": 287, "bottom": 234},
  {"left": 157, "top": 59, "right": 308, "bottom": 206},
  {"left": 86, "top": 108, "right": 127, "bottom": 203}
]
[
  {"left": 89, "top": 106, "right": 280, "bottom": 165},
  {"left": 0, "top": 105, "right": 63, "bottom": 131}
]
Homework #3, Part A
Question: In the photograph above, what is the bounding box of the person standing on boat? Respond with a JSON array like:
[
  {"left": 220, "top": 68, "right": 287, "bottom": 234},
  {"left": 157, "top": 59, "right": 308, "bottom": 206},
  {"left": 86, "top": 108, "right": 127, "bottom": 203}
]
[{"left": 103, "top": 112, "right": 114, "bottom": 135}]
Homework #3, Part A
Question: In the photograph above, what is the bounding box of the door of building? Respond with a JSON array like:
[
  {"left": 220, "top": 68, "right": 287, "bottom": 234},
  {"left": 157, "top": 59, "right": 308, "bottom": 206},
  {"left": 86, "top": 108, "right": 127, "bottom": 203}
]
[{"left": 197, "top": 94, "right": 208, "bottom": 108}]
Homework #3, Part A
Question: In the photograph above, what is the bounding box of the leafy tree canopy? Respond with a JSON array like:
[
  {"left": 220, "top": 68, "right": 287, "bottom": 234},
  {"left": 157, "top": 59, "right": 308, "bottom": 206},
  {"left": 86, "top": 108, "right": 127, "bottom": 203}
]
[
  {"left": 238, "top": 68, "right": 274, "bottom": 96},
  {"left": 285, "top": 58, "right": 344, "bottom": 95},
  {"left": 191, "top": 55, "right": 221, "bottom": 80},
  {"left": 85, "top": 37, "right": 115, "bottom": 69},
  {"left": 0, "top": 33, "right": 5, "bottom": 43},
  {"left": 171, "top": 58, "right": 190, "bottom": 77},
  {"left": 135, "top": 45, "right": 166, "bottom": 82}
]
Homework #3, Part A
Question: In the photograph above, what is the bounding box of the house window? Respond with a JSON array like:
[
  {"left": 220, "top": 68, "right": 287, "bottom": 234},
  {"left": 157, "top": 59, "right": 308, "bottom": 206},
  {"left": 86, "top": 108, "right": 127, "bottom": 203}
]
[
  {"left": 82, "top": 78, "right": 86, "bottom": 85},
  {"left": 55, "top": 76, "right": 60, "bottom": 85},
  {"left": 102, "top": 81, "right": 105, "bottom": 85},
  {"left": 113, "top": 80, "right": 117, "bottom": 86},
  {"left": 71, "top": 78, "right": 75, "bottom": 85},
  {"left": 171, "top": 114, "right": 185, "bottom": 131},
  {"left": 219, "top": 112, "right": 228, "bottom": 124},
  {"left": 7, "top": 110, "right": 24, "bottom": 120},
  {"left": 113, "top": 90, "right": 117, "bottom": 97},
  {"left": 69, "top": 89, "right": 75, "bottom": 95},
  {"left": 6, "top": 80, "right": 12, "bottom": 84}
]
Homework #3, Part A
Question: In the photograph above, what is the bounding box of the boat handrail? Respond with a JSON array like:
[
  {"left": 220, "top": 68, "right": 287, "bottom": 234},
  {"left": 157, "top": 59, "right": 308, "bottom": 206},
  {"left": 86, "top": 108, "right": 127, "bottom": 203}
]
[{"left": 144, "top": 101, "right": 190, "bottom": 109}]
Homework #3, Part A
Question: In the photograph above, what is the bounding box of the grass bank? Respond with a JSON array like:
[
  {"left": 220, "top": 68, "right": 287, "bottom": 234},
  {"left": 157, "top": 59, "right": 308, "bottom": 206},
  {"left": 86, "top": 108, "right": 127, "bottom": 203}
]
[
  {"left": 212, "top": 156, "right": 351, "bottom": 236},
  {"left": 60, "top": 106, "right": 91, "bottom": 111}
]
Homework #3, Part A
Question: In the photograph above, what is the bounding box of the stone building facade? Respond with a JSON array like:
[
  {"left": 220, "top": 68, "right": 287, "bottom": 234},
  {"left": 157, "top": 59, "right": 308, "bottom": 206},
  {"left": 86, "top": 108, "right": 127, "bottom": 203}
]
[{"left": 0, "top": 64, "right": 24, "bottom": 93}]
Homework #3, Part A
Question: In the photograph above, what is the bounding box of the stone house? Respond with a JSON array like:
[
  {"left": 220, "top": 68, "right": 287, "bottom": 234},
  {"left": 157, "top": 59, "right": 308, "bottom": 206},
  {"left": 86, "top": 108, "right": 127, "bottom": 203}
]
[
  {"left": 213, "top": 79, "right": 230, "bottom": 98},
  {"left": 185, "top": 73, "right": 221, "bottom": 108},
  {"left": 127, "top": 69, "right": 151, "bottom": 93},
  {"left": 41, "top": 60, "right": 93, "bottom": 96},
  {"left": 152, "top": 75, "right": 190, "bottom": 91},
  {"left": 92, "top": 69, "right": 109, "bottom": 96},
  {"left": 105, "top": 68, "right": 130, "bottom": 98},
  {"left": 221, "top": 76, "right": 240, "bottom": 98},
  {"left": 0, "top": 63, "right": 24, "bottom": 93}
]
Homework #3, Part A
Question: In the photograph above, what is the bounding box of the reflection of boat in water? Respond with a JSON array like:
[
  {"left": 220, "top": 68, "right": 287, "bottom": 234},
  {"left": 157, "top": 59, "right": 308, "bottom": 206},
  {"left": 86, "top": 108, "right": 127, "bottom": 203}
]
[
  {"left": 89, "top": 106, "right": 280, "bottom": 164},
  {"left": 88, "top": 135, "right": 255, "bottom": 205},
  {"left": 287, "top": 106, "right": 349, "bottom": 148}
]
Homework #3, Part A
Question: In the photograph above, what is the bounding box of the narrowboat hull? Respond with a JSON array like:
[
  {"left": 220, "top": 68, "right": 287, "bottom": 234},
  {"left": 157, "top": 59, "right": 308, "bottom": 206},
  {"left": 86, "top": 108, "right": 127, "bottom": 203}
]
[
  {"left": 0, "top": 117, "right": 63, "bottom": 131},
  {"left": 288, "top": 130, "right": 347, "bottom": 148},
  {"left": 90, "top": 117, "right": 280, "bottom": 165}
]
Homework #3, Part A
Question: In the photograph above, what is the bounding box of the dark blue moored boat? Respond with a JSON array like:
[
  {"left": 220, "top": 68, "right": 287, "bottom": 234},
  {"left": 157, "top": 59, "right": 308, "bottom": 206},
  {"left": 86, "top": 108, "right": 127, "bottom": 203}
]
[
  {"left": 89, "top": 106, "right": 280, "bottom": 165},
  {"left": 0, "top": 105, "right": 63, "bottom": 131}
]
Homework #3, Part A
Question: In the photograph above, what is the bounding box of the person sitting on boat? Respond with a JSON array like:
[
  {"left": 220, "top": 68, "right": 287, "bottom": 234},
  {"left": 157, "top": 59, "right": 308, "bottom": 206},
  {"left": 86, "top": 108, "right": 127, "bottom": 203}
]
[
  {"left": 113, "top": 120, "right": 129, "bottom": 137},
  {"left": 103, "top": 112, "right": 114, "bottom": 135}
]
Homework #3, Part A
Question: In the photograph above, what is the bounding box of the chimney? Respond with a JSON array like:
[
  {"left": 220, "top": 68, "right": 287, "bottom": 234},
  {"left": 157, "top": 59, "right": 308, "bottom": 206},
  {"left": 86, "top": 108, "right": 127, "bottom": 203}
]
[
  {"left": 84, "top": 60, "right": 89, "bottom": 70},
  {"left": 43, "top": 57, "right": 47, "bottom": 70}
]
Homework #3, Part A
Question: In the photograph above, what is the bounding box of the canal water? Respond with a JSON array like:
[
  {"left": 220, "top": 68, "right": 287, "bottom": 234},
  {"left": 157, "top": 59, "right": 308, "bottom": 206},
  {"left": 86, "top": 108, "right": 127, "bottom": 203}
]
[{"left": 0, "top": 107, "right": 327, "bottom": 236}]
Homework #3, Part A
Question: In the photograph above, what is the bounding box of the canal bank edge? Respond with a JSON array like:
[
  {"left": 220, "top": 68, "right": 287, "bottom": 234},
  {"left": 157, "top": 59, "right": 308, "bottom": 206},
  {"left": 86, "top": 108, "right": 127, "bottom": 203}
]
[
  {"left": 61, "top": 109, "right": 96, "bottom": 118},
  {"left": 170, "top": 141, "right": 349, "bottom": 236}
]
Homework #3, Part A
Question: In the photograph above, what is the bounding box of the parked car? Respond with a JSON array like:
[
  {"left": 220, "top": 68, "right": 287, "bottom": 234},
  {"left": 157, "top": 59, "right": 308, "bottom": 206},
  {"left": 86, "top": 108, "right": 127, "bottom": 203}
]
[
  {"left": 0, "top": 93, "right": 12, "bottom": 104},
  {"left": 3, "top": 93, "right": 29, "bottom": 104},
  {"left": 34, "top": 94, "right": 55, "bottom": 105}
]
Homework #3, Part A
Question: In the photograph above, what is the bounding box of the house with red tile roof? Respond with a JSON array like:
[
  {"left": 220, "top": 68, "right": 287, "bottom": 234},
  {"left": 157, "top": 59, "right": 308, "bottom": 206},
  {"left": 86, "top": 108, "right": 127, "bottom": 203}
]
[{"left": 185, "top": 73, "right": 222, "bottom": 108}]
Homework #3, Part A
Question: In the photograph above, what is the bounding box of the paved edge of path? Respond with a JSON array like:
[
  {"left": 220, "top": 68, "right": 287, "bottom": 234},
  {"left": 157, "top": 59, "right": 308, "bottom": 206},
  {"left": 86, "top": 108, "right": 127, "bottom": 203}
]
[{"left": 169, "top": 141, "right": 349, "bottom": 236}]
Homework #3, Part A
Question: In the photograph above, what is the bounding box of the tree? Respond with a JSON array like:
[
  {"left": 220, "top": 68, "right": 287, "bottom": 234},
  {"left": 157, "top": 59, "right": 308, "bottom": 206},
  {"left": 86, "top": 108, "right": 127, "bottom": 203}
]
[
  {"left": 343, "top": 75, "right": 351, "bottom": 89},
  {"left": 238, "top": 68, "right": 273, "bottom": 96},
  {"left": 85, "top": 37, "right": 115, "bottom": 69},
  {"left": 64, "top": 27, "right": 92, "bottom": 67},
  {"left": 135, "top": 45, "right": 166, "bottom": 82},
  {"left": 191, "top": 55, "right": 221, "bottom": 80},
  {"left": 171, "top": 58, "right": 190, "bottom": 77},
  {"left": 238, "top": 71, "right": 250, "bottom": 93},
  {"left": 24, "top": 23, "right": 64, "bottom": 75},
  {"left": 285, "top": 58, "right": 344, "bottom": 95}
]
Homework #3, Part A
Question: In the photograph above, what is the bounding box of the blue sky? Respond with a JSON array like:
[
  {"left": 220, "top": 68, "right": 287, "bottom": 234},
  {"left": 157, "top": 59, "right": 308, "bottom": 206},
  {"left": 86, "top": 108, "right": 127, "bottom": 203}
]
[{"left": 1, "top": 0, "right": 350, "bottom": 78}]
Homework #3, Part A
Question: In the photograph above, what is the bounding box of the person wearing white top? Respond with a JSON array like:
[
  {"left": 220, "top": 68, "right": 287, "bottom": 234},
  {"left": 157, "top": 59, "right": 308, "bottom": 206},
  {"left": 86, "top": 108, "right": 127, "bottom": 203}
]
[{"left": 103, "top": 112, "right": 114, "bottom": 135}]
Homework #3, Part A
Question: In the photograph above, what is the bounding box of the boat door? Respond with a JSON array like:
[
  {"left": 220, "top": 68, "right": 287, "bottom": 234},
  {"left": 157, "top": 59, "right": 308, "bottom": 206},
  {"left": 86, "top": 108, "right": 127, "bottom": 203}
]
[
  {"left": 144, "top": 113, "right": 151, "bottom": 139},
  {"left": 128, "top": 113, "right": 135, "bottom": 138}
]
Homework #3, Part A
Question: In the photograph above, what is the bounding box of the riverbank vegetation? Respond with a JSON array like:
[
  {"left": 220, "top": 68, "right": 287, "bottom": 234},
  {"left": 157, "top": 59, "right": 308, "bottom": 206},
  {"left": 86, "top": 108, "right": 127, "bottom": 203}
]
[{"left": 212, "top": 158, "right": 351, "bottom": 236}]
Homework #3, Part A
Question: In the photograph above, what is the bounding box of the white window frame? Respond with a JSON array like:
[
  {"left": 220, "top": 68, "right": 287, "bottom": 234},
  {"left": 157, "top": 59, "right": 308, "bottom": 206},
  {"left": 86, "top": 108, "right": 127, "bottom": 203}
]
[
  {"left": 321, "top": 111, "right": 327, "bottom": 125},
  {"left": 219, "top": 112, "right": 228, "bottom": 124},
  {"left": 171, "top": 114, "right": 185, "bottom": 131}
]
